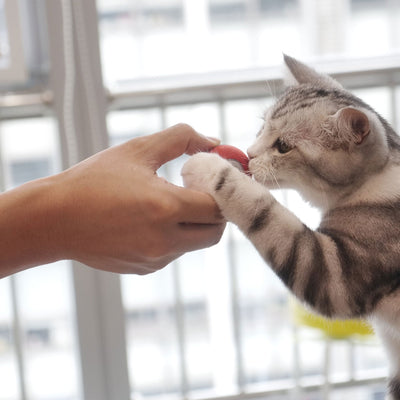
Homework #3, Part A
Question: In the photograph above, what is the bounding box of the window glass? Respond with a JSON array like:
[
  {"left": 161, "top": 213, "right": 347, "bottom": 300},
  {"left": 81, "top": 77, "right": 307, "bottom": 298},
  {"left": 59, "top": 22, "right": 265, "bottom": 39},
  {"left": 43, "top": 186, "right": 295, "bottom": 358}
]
[
  {"left": 0, "top": 0, "right": 48, "bottom": 86},
  {"left": 98, "top": 0, "right": 400, "bottom": 86},
  {"left": 164, "top": 103, "right": 221, "bottom": 185},
  {"left": 348, "top": 0, "right": 397, "bottom": 57},
  {"left": 15, "top": 262, "right": 79, "bottom": 400},
  {"left": 107, "top": 108, "right": 162, "bottom": 146},
  {"left": 177, "top": 250, "right": 219, "bottom": 394},
  {"left": 224, "top": 98, "right": 273, "bottom": 149},
  {"left": 121, "top": 269, "right": 182, "bottom": 397},
  {"left": 98, "top": 0, "right": 300, "bottom": 85},
  {"left": 0, "top": 118, "right": 80, "bottom": 400},
  {"left": 0, "top": 0, "right": 9, "bottom": 69},
  {"left": 0, "top": 117, "right": 60, "bottom": 189},
  {"left": 98, "top": 0, "right": 185, "bottom": 85},
  {"left": 353, "top": 87, "right": 392, "bottom": 124},
  {"left": 166, "top": 103, "right": 220, "bottom": 139},
  {"left": 234, "top": 234, "right": 293, "bottom": 384}
]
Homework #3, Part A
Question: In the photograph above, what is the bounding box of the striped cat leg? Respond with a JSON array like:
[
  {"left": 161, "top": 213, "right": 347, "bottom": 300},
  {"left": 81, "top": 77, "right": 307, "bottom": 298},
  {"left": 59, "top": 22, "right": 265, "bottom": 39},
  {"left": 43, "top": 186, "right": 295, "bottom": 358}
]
[
  {"left": 189, "top": 153, "right": 341, "bottom": 315},
  {"left": 182, "top": 153, "right": 351, "bottom": 317}
]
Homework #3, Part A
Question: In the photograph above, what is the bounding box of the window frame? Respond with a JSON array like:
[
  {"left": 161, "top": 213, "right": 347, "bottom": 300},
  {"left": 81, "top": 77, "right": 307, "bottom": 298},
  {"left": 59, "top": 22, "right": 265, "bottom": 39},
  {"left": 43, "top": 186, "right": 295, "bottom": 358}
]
[{"left": 1, "top": 0, "right": 400, "bottom": 399}]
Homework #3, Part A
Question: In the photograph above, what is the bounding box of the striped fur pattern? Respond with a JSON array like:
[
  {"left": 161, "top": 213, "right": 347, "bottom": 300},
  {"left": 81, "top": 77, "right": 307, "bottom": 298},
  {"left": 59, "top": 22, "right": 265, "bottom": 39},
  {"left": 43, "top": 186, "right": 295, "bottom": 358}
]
[{"left": 181, "top": 55, "right": 400, "bottom": 399}]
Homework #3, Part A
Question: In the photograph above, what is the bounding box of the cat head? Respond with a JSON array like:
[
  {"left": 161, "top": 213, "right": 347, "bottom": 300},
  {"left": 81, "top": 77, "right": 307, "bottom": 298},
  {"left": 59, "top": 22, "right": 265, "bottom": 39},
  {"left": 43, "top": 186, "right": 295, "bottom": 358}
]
[{"left": 248, "top": 55, "right": 395, "bottom": 209}]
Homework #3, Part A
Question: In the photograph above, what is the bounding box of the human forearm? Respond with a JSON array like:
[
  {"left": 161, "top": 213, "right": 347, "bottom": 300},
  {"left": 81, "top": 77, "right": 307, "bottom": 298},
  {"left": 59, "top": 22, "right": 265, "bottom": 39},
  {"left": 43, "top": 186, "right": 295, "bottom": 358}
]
[{"left": 0, "top": 176, "right": 64, "bottom": 277}]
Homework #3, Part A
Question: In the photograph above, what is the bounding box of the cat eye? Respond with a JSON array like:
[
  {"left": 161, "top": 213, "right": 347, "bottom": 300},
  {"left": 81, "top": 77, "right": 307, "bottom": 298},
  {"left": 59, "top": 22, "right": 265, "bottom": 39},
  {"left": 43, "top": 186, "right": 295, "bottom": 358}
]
[{"left": 274, "top": 138, "right": 292, "bottom": 154}]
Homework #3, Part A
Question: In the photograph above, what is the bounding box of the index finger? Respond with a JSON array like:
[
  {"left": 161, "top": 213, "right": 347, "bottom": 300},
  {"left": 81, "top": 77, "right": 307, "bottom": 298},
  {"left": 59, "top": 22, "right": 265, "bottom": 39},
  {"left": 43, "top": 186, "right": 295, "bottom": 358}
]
[{"left": 148, "top": 124, "right": 220, "bottom": 170}]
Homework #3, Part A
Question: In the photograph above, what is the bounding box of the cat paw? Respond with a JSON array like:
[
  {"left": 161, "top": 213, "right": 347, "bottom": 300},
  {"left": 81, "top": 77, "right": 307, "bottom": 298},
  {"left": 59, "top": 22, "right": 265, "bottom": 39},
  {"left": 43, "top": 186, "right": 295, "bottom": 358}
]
[{"left": 181, "top": 152, "right": 232, "bottom": 194}]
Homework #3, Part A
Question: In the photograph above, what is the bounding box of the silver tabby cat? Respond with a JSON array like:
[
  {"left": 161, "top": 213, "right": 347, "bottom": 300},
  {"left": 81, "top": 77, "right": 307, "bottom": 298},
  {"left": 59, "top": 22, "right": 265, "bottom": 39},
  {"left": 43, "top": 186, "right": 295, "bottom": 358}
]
[{"left": 182, "top": 55, "right": 400, "bottom": 400}]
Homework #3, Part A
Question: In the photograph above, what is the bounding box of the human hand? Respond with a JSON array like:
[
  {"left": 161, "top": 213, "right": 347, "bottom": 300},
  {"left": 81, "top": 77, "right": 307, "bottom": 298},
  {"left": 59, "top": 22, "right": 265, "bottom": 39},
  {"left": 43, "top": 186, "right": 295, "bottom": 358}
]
[
  {"left": 50, "top": 124, "right": 225, "bottom": 274},
  {"left": 0, "top": 124, "right": 225, "bottom": 277}
]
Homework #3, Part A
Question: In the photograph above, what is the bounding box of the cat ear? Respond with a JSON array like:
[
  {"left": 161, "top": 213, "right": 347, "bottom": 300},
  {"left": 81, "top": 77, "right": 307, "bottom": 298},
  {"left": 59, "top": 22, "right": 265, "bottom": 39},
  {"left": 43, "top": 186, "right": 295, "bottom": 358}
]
[
  {"left": 335, "top": 107, "right": 370, "bottom": 145},
  {"left": 283, "top": 54, "right": 343, "bottom": 90}
]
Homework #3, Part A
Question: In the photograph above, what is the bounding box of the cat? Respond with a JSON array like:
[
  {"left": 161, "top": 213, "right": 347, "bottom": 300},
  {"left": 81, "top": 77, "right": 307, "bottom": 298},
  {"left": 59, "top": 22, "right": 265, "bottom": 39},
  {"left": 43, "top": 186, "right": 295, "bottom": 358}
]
[{"left": 181, "top": 55, "right": 400, "bottom": 400}]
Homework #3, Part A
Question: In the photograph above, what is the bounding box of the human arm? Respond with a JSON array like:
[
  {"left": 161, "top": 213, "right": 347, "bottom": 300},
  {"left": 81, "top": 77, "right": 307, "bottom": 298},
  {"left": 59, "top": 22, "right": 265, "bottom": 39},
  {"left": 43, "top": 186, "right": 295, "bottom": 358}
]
[{"left": 0, "top": 124, "right": 225, "bottom": 278}]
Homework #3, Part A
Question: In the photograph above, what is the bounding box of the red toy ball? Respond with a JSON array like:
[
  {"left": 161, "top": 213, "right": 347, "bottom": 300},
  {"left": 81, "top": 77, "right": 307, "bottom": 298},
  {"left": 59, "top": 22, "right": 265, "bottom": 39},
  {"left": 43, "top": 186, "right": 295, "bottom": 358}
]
[{"left": 210, "top": 144, "right": 250, "bottom": 174}]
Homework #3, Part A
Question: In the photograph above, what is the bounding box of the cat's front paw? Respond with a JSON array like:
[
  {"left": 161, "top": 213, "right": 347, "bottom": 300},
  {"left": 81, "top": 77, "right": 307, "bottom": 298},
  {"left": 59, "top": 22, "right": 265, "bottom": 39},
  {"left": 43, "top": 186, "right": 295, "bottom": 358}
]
[{"left": 181, "top": 152, "right": 232, "bottom": 194}]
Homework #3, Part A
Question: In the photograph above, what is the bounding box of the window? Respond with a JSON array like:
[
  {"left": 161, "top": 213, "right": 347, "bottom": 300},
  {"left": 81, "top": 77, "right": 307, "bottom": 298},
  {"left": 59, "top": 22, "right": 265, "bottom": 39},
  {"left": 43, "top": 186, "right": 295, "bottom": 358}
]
[
  {"left": 98, "top": 0, "right": 400, "bottom": 86},
  {"left": 0, "top": 0, "right": 48, "bottom": 86},
  {"left": 0, "top": 118, "right": 79, "bottom": 400},
  {"left": 10, "top": 261, "right": 79, "bottom": 400},
  {"left": 1, "top": 1, "right": 400, "bottom": 400},
  {"left": 0, "top": 118, "right": 59, "bottom": 188}
]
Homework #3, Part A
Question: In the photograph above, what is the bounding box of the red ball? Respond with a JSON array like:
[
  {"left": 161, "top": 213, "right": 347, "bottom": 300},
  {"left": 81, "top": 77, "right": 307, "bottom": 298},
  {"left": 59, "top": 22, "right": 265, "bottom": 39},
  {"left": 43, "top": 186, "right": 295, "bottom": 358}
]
[{"left": 210, "top": 144, "right": 250, "bottom": 174}]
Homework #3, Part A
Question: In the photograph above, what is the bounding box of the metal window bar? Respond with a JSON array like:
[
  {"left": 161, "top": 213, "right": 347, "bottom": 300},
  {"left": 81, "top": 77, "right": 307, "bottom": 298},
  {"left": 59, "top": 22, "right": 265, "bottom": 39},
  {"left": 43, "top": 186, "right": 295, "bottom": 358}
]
[
  {"left": 0, "top": 118, "right": 27, "bottom": 400},
  {"left": 2, "top": 54, "right": 400, "bottom": 115},
  {"left": 219, "top": 100, "right": 246, "bottom": 394},
  {"left": 9, "top": 275, "right": 26, "bottom": 400}
]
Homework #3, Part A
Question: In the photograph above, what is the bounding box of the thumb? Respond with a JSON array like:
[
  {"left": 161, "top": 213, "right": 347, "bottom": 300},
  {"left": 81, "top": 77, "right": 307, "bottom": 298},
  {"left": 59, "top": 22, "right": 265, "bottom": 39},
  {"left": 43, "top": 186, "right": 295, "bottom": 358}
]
[{"left": 148, "top": 124, "right": 220, "bottom": 169}]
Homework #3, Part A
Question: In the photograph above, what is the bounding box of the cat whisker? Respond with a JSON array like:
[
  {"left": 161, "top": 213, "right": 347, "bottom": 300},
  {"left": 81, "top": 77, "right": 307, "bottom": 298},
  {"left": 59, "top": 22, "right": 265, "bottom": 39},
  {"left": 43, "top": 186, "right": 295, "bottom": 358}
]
[{"left": 269, "top": 168, "right": 281, "bottom": 191}]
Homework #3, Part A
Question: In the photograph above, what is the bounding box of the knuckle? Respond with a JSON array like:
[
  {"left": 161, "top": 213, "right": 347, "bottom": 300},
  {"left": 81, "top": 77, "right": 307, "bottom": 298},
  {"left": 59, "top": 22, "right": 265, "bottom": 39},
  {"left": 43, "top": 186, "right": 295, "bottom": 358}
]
[{"left": 174, "top": 122, "right": 195, "bottom": 134}]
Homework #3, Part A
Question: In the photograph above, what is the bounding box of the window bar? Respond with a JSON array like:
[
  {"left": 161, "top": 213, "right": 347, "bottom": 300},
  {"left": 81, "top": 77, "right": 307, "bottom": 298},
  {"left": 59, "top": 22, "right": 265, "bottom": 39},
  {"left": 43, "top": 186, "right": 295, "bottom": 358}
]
[
  {"left": 9, "top": 276, "right": 27, "bottom": 400},
  {"left": 219, "top": 101, "right": 245, "bottom": 393},
  {"left": 292, "top": 324, "right": 302, "bottom": 397},
  {"left": 0, "top": 125, "right": 27, "bottom": 400},
  {"left": 348, "top": 339, "right": 356, "bottom": 383},
  {"left": 227, "top": 226, "right": 244, "bottom": 392},
  {"left": 172, "top": 260, "right": 189, "bottom": 399},
  {"left": 160, "top": 106, "right": 189, "bottom": 398},
  {"left": 323, "top": 337, "right": 332, "bottom": 400}
]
